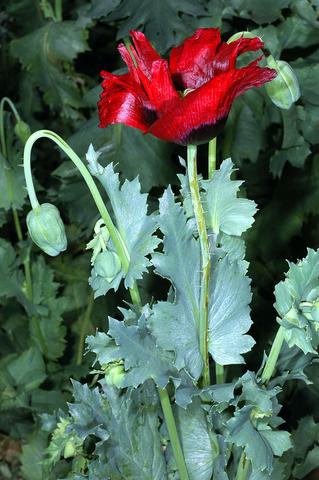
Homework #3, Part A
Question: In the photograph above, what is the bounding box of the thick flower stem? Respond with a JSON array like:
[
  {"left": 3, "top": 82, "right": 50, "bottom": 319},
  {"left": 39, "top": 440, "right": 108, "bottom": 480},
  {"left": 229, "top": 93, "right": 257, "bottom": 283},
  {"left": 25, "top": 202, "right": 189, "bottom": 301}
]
[
  {"left": 208, "top": 137, "right": 225, "bottom": 385},
  {"left": 261, "top": 325, "right": 285, "bottom": 384},
  {"left": 158, "top": 388, "right": 190, "bottom": 480},
  {"left": 187, "top": 144, "right": 210, "bottom": 387},
  {"left": 23, "top": 130, "right": 188, "bottom": 480}
]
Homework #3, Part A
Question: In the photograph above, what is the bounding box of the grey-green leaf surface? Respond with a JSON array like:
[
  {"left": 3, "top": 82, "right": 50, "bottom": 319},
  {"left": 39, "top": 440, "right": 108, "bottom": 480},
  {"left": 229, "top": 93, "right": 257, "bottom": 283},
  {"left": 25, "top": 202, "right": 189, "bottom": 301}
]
[
  {"left": 150, "top": 187, "right": 202, "bottom": 379},
  {"left": 175, "top": 399, "right": 216, "bottom": 480},
  {"left": 208, "top": 255, "right": 255, "bottom": 365},
  {"left": 202, "top": 159, "right": 257, "bottom": 236}
]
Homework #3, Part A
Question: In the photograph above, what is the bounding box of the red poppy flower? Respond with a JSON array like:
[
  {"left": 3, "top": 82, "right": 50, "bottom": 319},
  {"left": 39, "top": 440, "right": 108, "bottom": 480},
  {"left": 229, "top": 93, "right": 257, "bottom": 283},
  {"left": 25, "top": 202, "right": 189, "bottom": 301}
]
[{"left": 98, "top": 29, "right": 276, "bottom": 146}]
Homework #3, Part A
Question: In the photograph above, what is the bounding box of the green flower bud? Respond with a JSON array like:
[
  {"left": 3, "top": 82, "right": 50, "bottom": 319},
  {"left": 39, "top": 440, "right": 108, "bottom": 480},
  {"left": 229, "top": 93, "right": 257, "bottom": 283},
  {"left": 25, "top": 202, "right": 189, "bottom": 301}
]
[
  {"left": 14, "top": 120, "right": 31, "bottom": 144},
  {"left": 27, "top": 203, "right": 67, "bottom": 256},
  {"left": 63, "top": 439, "right": 76, "bottom": 459},
  {"left": 265, "top": 56, "right": 300, "bottom": 110},
  {"left": 94, "top": 250, "right": 121, "bottom": 282},
  {"left": 227, "top": 31, "right": 259, "bottom": 43},
  {"left": 104, "top": 362, "right": 125, "bottom": 388}
]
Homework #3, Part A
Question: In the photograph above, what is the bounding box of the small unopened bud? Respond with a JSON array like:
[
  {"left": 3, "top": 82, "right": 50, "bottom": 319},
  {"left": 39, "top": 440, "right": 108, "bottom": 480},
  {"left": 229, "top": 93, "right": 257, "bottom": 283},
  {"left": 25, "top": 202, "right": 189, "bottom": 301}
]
[
  {"left": 104, "top": 362, "right": 125, "bottom": 387},
  {"left": 94, "top": 250, "right": 121, "bottom": 282},
  {"left": 27, "top": 203, "right": 67, "bottom": 256},
  {"left": 63, "top": 440, "right": 77, "bottom": 459},
  {"left": 265, "top": 56, "right": 300, "bottom": 110},
  {"left": 227, "top": 31, "right": 259, "bottom": 43},
  {"left": 14, "top": 121, "right": 31, "bottom": 144}
]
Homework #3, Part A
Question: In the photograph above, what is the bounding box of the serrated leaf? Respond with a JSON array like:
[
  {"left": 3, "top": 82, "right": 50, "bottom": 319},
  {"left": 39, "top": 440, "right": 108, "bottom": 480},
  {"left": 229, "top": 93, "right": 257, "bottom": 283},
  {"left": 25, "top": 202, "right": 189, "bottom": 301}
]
[
  {"left": 202, "top": 159, "right": 257, "bottom": 236},
  {"left": 227, "top": 406, "right": 291, "bottom": 473},
  {"left": 0, "top": 150, "right": 27, "bottom": 211},
  {"left": 226, "top": 0, "right": 291, "bottom": 24},
  {"left": 6, "top": 346, "right": 46, "bottom": 391},
  {"left": 100, "top": 383, "right": 167, "bottom": 480},
  {"left": 104, "top": 0, "right": 209, "bottom": 52},
  {"left": 30, "top": 256, "right": 67, "bottom": 360},
  {"left": 274, "top": 248, "right": 319, "bottom": 354},
  {"left": 87, "top": 152, "right": 160, "bottom": 293},
  {"left": 10, "top": 20, "right": 89, "bottom": 116},
  {"left": 108, "top": 311, "right": 176, "bottom": 388},
  {"left": 208, "top": 255, "right": 255, "bottom": 365},
  {"left": 0, "top": 238, "right": 32, "bottom": 312},
  {"left": 68, "top": 381, "right": 110, "bottom": 441},
  {"left": 150, "top": 187, "right": 202, "bottom": 379}
]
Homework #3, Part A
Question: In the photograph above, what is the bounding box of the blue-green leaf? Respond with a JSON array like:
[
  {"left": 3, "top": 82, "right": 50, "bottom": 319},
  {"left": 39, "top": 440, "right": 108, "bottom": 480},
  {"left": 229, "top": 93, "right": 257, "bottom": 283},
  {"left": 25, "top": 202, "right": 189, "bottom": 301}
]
[
  {"left": 208, "top": 256, "right": 255, "bottom": 365},
  {"left": 150, "top": 187, "right": 202, "bottom": 379},
  {"left": 202, "top": 159, "right": 257, "bottom": 236}
]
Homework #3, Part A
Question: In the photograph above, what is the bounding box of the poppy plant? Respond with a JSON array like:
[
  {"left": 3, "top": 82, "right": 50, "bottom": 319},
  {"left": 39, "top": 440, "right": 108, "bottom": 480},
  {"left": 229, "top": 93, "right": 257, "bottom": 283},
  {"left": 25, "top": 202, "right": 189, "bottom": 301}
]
[{"left": 98, "top": 29, "right": 276, "bottom": 146}]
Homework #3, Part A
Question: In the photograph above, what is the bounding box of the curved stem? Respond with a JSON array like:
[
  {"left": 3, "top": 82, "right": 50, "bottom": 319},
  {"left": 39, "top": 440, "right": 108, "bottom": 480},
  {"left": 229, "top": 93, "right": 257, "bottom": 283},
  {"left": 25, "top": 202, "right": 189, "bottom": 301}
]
[
  {"left": 23, "top": 129, "right": 187, "bottom": 479},
  {"left": 261, "top": 325, "right": 285, "bottom": 384},
  {"left": 187, "top": 145, "right": 210, "bottom": 387},
  {"left": 0, "top": 97, "right": 20, "bottom": 159},
  {"left": 208, "top": 137, "right": 216, "bottom": 179}
]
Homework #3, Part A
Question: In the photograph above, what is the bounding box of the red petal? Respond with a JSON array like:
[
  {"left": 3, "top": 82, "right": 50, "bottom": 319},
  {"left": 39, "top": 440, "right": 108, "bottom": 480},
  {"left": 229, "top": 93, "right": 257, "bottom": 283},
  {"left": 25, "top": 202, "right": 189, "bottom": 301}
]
[
  {"left": 130, "top": 30, "right": 161, "bottom": 78},
  {"left": 148, "top": 60, "right": 276, "bottom": 145},
  {"left": 169, "top": 28, "right": 221, "bottom": 89},
  {"left": 118, "top": 43, "right": 141, "bottom": 85},
  {"left": 98, "top": 71, "right": 152, "bottom": 132},
  {"left": 136, "top": 59, "right": 179, "bottom": 114},
  {"left": 212, "top": 36, "right": 265, "bottom": 74}
]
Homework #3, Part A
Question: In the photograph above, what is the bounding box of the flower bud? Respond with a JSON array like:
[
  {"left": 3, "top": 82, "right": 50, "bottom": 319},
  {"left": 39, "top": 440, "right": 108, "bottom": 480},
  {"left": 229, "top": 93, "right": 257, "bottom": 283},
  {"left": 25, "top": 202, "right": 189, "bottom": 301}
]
[
  {"left": 27, "top": 203, "right": 67, "bottom": 256},
  {"left": 14, "top": 120, "right": 31, "bottom": 144},
  {"left": 63, "top": 440, "right": 76, "bottom": 459},
  {"left": 104, "top": 362, "right": 125, "bottom": 388},
  {"left": 94, "top": 250, "right": 121, "bottom": 282},
  {"left": 265, "top": 56, "right": 300, "bottom": 110},
  {"left": 227, "top": 31, "right": 259, "bottom": 43}
]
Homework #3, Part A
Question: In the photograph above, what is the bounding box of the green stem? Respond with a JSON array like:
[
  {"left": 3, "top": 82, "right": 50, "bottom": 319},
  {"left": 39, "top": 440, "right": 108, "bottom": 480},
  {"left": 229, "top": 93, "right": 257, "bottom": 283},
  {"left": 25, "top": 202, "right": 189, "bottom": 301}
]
[
  {"left": 261, "top": 326, "right": 285, "bottom": 384},
  {"left": 158, "top": 388, "right": 190, "bottom": 480},
  {"left": 208, "top": 137, "right": 216, "bottom": 179},
  {"left": 54, "top": 0, "right": 62, "bottom": 21},
  {"left": 24, "top": 131, "right": 129, "bottom": 267},
  {"left": 23, "top": 129, "right": 187, "bottom": 479},
  {"left": 0, "top": 97, "right": 21, "bottom": 159},
  {"left": 0, "top": 98, "right": 33, "bottom": 301},
  {"left": 215, "top": 363, "right": 225, "bottom": 384},
  {"left": 187, "top": 144, "right": 210, "bottom": 387},
  {"left": 208, "top": 137, "right": 225, "bottom": 384},
  {"left": 76, "top": 291, "right": 94, "bottom": 365},
  {"left": 236, "top": 452, "right": 250, "bottom": 480}
]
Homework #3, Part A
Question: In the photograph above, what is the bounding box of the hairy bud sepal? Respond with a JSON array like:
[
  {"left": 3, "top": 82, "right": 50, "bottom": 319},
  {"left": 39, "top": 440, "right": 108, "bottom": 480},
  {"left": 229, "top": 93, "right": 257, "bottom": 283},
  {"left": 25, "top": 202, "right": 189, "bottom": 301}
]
[
  {"left": 27, "top": 203, "right": 67, "bottom": 256},
  {"left": 94, "top": 250, "right": 122, "bottom": 283},
  {"left": 265, "top": 56, "right": 300, "bottom": 110}
]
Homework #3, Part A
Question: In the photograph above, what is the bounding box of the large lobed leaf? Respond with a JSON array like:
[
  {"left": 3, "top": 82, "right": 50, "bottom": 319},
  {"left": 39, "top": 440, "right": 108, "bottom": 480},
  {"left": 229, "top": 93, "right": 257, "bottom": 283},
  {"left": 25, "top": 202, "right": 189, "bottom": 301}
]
[
  {"left": 150, "top": 187, "right": 202, "bottom": 380},
  {"left": 10, "top": 20, "right": 89, "bottom": 116},
  {"left": 274, "top": 248, "right": 319, "bottom": 354},
  {"left": 208, "top": 255, "right": 255, "bottom": 365},
  {"left": 202, "top": 158, "right": 257, "bottom": 237}
]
